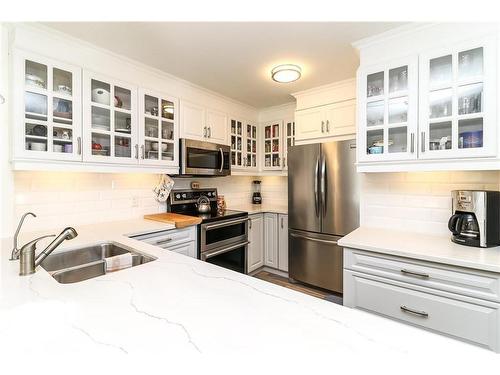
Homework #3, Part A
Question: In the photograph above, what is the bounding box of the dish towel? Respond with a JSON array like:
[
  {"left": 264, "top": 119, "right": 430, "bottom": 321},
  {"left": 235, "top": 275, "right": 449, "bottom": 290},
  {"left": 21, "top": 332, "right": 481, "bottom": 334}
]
[
  {"left": 105, "top": 253, "right": 133, "bottom": 272},
  {"left": 153, "top": 174, "right": 174, "bottom": 203}
]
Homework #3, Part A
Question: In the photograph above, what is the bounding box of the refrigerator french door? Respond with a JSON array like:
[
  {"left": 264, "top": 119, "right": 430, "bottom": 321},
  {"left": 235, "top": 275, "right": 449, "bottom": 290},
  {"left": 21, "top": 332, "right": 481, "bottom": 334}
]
[{"left": 288, "top": 140, "right": 359, "bottom": 293}]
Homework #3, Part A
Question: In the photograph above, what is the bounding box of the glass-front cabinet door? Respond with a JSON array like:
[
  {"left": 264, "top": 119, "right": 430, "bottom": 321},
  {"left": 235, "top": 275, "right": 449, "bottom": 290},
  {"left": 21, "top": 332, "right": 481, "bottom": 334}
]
[
  {"left": 14, "top": 51, "right": 82, "bottom": 161},
  {"left": 419, "top": 38, "right": 496, "bottom": 159},
  {"left": 263, "top": 121, "right": 283, "bottom": 170},
  {"left": 358, "top": 56, "right": 418, "bottom": 163},
  {"left": 283, "top": 119, "right": 295, "bottom": 169},
  {"left": 245, "top": 122, "right": 258, "bottom": 170},
  {"left": 230, "top": 118, "right": 243, "bottom": 169},
  {"left": 83, "top": 71, "right": 137, "bottom": 164},
  {"left": 139, "top": 90, "right": 178, "bottom": 166}
]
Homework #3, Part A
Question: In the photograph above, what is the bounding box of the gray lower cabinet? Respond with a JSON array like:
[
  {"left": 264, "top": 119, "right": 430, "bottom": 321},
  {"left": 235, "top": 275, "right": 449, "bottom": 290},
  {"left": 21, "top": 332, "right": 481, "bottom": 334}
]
[
  {"left": 248, "top": 214, "right": 264, "bottom": 273},
  {"left": 343, "top": 248, "right": 500, "bottom": 352}
]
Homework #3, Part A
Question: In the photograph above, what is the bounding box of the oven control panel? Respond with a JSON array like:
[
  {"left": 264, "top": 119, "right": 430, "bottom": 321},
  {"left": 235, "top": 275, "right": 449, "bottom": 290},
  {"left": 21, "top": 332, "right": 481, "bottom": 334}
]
[{"left": 170, "top": 188, "right": 218, "bottom": 204}]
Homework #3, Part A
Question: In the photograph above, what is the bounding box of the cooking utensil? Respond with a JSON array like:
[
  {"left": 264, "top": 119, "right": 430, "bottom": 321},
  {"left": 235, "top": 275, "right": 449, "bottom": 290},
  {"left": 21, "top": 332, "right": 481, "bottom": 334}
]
[{"left": 196, "top": 196, "right": 211, "bottom": 213}]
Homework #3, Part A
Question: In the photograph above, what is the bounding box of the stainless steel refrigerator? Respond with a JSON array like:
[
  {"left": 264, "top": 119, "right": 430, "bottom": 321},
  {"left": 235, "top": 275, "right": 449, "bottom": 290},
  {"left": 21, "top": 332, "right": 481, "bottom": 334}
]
[{"left": 288, "top": 140, "right": 360, "bottom": 293}]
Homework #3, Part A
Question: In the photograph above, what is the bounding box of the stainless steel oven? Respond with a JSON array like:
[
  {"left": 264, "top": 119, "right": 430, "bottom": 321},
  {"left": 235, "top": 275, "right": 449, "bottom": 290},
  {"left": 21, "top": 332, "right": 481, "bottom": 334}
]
[
  {"left": 200, "top": 216, "right": 249, "bottom": 274},
  {"left": 179, "top": 138, "right": 231, "bottom": 176}
]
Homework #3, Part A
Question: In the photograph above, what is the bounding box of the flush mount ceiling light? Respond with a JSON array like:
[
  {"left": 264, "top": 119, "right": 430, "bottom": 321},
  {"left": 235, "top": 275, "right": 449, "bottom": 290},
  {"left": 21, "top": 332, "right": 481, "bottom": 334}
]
[{"left": 271, "top": 64, "right": 302, "bottom": 83}]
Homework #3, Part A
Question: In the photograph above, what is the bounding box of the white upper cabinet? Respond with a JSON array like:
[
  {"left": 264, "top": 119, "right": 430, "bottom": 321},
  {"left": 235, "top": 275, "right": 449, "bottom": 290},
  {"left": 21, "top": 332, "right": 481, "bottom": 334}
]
[
  {"left": 83, "top": 71, "right": 138, "bottom": 164},
  {"left": 13, "top": 50, "right": 82, "bottom": 162},
  {"left": 180, "top": 101, "right": 228, "bottom": 145},
  {"left": 206, "top": 109, "right": 228, "bottom": 144},
  {"left": 358, "top": 56, "right": 419, "bottom": 163},
  {"left": 138, "top": 89, "right": 179, "bottom": 167},
  {"left": 295, "top": 107, "right": 324, "bottom": 140},
  {"left": 262, "top": 120, "right": 284, "bottom": 170},
  {"left": 418, "top": 37, "right": 497, "bottom": 159},
  {"left": 230, "top": 117, "right": 258, "bottom": 170},
  {"left": 283, "top": 119, "right": 295, "bottom": 170}
]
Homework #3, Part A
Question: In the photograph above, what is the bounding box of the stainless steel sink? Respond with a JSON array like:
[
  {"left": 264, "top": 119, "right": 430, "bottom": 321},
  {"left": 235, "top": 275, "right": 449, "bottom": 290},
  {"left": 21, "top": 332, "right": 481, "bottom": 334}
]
[{"left": 40, "top": 242, "right": 156, "bottom": 284}]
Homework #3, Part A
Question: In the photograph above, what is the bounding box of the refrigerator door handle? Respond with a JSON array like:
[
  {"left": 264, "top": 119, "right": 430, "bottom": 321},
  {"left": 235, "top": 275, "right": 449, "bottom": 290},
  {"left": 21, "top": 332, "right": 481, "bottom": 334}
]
[
  {"left": 320, "top": 155, "right": 327, "bottom": 218},
  {"left": 290, "top": 232, "right": 338, "bottom": 245},
  {"left": 314, "top": 155, "right": 320, "bottom": 218}
]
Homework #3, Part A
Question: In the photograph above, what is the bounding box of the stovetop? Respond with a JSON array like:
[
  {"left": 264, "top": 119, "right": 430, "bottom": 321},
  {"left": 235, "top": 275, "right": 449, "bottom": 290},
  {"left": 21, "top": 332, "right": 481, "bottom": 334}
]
[{"left": 172, "top": 209, "right": 248, "bottom": 224}]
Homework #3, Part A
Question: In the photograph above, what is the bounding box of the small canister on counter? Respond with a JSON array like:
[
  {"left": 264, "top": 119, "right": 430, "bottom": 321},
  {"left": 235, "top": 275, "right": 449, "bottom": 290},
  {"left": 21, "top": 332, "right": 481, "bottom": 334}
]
[{"left": 217, "top": 195, "right": 226, "bottom": 213}]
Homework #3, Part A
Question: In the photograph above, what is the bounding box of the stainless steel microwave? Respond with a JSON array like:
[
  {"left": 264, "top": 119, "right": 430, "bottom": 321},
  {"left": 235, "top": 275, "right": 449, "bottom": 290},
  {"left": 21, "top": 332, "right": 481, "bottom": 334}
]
[{"left": 179, "top": 139, "right": 231, "bottom": 176}]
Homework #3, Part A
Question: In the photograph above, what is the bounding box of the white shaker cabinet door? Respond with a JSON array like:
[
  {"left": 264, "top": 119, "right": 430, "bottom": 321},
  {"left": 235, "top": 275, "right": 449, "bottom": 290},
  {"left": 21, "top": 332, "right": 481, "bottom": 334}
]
[
  {"left": 248, "top": 214, "right": 264, "bottom": 273},
  {"left": 206, "top": 109, "right": 228, "bottom": 145},
  {"left": 264, "top": 213, "right": 278, "bottom": 268},
  {"left": 180, "top": 100, "right": 206, "bottom": 141},
  {"left": 295, "top": 106, "right": 325, "bottom": 141}
]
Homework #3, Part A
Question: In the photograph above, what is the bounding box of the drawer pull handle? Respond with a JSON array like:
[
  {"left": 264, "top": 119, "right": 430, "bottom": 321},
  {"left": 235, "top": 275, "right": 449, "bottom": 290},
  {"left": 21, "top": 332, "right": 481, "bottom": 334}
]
[
  {"left": 156, "top": 238, "right": 173, "bottom": 245},
  {"left": 400, "top": 269, "right": 429, "bottom": 279},
  {"left": 400, "top": 305, "right": 429, "bottom": 318}
]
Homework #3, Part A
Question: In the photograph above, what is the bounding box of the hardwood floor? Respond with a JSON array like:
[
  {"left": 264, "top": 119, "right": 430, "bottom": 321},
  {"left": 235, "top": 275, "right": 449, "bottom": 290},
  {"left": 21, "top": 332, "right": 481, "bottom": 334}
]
[{"left": 253, "top": 270, "right": 343, "bottom": 305}]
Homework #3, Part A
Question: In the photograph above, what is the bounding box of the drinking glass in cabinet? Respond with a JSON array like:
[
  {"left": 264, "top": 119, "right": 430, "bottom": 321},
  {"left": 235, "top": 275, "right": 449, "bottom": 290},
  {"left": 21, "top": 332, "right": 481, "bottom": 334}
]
[
  {"left": 247, "top": 155, "right": 252, "bottom": 167},
  {"left": 161, "top": 142, "right": 174, "bottom": 161},
  {"left": 53, "top": 98, "right": 72, "bottom": 123},
  {"left": 91, "top": 80, "right": 111, "bottom": 105},
  {"left": 231, "top": 120, "right": 236, "bottom": 134},
  {"left": 367, "top": 71, "right": 384, "bottom": 97},
  {"left": 458, "top": 47, "right": 483, "bottom": 80},
  {"left": 252, "top": 140, "right": 256, "bottom": 153},
  {"left": 388, "top": 96, "right": 408, "bottom": 124},
  {"left": 265, "top": 140, "right": 271, "bottom": 153},
  {"left": 272, "top": 154, "right": 280, "bottom": 167},
  {"left": 366, "top": 129, "right": 384, "bottom": 155},
  {"left": 429, "top": 88, "right": 452, "bottom": 119},
  {"left": 272, "top": 139, "right": 279, "bottom": 152},
  {"left": 252, "top": 127, "right": 257, "bottom": 138},
  {"left": 91, "top": 133, "right": 110, "bottom": 156},
  {"left": 429, "top": 55, "right": 452, "bottom": 86},
  {"left": 237, "top": 153, "right": 242, "bottom": 165},
  {"left": 366, "top": 100, "right": 384, "bottom": 126},
  {"left": 161, "top": 99, "right": 174, "bottom": 120},
  {"left": 265, "top": 126, "right": 271, "bottom": 139},
  {"left": 114, "top": 136, "right": 131, "bottom": 158},
  {"left": 25, "top": 92, "right": 47, "bottom": 120},
  {"left": 458, "top": 83, "right": 483, "bottom": 115},
  {"left": 429, "top": 121, "right": 452, "bottom": 150},
  {"left": 114, "top": 86, "right": 131, "bottom": 110},
  {"left": 458, "top": 118, "right": 483, "bottom": 149},
  {"left": 145, "top": 117, "right": 159, "bottom": 138},
  {"left": 272, "top": 124, "right": 279, "bottom": 137},
  {"left": 25, "top": 60, "right": 47, "bottom": 89},
  {"left": 247, "top": 125, "right": 251, "bottom": 138},
  {"left": 237, "top": 121, "right": 242, "bottom": 135},
  {"left": 252, "top": 157, "right": 256, "bottom": 167},
  {"left": 91, "top": 106, "right": 110, "bottom": 131},
  {"left": 237, "top": 138, "right": 242, "bottom": 151},
  {"left": 161, "top": 121, "right": 174, "bottom": 140},
  {"left": 231, "top": 136, "right": 236, "bottom": 150},
  {"left": 231, "top": 153, "right": 236, "bottom": 166},
  {"left": 53, "top": 68, "right": 72, "bottom": 95},
  {"left": 115, "top": 112, "right": 131, "bottom": 134},
  {"left": 388, "top": 126, "right": 407, "bottom": 153},
  {"left": 389, "top": 66, "right": 408, "bottom": 93},
  {"left": 145, "top": 95, "right": 159, "bottom": 115},
  {"left": 247, "top": 139, "right": 252, "bottom": 152},
  {"left": 265, "top": 155, "right": 271, "bottom": 167}
]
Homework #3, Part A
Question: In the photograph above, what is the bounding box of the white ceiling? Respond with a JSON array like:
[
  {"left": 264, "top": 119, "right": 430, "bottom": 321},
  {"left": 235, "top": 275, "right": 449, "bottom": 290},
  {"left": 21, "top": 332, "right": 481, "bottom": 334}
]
[{"left": 44, "top": 22, "right": 404, "bottom": 108}]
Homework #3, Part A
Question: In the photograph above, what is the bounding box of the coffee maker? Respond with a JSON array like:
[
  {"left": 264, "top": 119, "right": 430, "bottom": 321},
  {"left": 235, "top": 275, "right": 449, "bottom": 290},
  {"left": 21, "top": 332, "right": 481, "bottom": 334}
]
[{"left": 448, "top": 190, "right": 500, "bottom": 247}]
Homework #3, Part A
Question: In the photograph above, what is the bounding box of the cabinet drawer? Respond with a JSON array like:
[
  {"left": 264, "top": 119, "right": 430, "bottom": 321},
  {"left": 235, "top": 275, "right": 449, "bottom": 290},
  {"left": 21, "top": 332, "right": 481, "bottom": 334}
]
[
  {"left": 168, "top": 241, "right": 197, "bottom": 258},
  {"left": 344, "top": 248, "right": 500, "bottom": 302},
  {"left": 132, "top": 227, "right": 196, "bottom": 249},
  {"left": 345, "top": 271, "right": 499, "bottom": 351}
]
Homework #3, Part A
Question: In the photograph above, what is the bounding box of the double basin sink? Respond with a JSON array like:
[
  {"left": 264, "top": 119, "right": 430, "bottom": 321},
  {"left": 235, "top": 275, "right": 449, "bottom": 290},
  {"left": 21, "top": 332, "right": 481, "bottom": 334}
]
[{"left": 40, "top": 242, "right": 156, "bottom": 284}]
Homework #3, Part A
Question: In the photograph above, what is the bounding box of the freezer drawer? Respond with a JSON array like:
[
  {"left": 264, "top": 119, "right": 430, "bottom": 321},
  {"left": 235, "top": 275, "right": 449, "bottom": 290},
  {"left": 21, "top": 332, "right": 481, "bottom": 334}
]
[{"left": 289, "top": 229, "right": 343, "bottom": 293}]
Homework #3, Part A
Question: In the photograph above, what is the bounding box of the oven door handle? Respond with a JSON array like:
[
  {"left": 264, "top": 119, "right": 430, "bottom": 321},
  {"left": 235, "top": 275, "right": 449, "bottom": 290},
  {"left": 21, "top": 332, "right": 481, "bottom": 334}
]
[
  {"left": 204, "top": 241, "right": 250, "bottom": 259},
  {"left": 219, "top": 148, "right": 224, "bottom": 173},
  {"left": 204, "top": 217, "right": 249, "bottom": 230}
]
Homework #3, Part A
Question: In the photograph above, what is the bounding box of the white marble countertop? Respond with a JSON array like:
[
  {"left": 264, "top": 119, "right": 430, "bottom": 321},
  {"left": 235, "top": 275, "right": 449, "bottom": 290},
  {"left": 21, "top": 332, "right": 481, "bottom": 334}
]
[
  {"left": 338, "top": 227, "right": 500, "bottom": 273},
  {"left": 1, "top": 219, "right": 499, "bottom": 373},
  {"left": 229, "top": 203, "right": 288, "bottom": 215}
]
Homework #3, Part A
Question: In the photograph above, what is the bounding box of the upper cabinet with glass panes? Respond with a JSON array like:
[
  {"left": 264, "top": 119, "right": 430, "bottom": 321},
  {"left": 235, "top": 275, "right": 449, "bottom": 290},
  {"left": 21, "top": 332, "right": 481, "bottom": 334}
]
[
  {"left": 419, "top": 39, "right": 496, "bottom": 159},
  {"left": 14, "top": 51, "right": 82, "bottom": 161},
  {"left": 82, "top": 71, "right": 137, "bottom": 164},
  {"left": 358, "top": 56, "right": 419, "bottom": 163},
  {"left": 230, "top": 117, "right": 257, "bottom": 170},
  {"left": 139, "top": 89, "right": 178, "bottom": 166}
]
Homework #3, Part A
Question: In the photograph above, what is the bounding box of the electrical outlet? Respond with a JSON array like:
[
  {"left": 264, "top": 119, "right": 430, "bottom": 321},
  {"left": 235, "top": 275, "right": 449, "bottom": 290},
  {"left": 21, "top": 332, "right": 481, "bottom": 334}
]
[{"left": 132, "top": 196, "right": 139, "bottom": 207}]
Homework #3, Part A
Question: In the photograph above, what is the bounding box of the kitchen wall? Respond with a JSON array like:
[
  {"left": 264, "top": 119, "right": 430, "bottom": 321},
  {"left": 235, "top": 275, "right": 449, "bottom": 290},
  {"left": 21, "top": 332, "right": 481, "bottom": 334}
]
[
  {"left": 360, "top": 171, "right": 500, "bottom": 236},
  {"left": 11, "top": 171, "right": 287, "bottom": 233}
]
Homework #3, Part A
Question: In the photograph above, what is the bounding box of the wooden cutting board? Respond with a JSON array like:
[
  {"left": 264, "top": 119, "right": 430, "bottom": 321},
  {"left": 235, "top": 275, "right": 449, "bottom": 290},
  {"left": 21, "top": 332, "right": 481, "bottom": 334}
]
[{"left": 144, "top": 213, "right": 202, "bottom": 228}]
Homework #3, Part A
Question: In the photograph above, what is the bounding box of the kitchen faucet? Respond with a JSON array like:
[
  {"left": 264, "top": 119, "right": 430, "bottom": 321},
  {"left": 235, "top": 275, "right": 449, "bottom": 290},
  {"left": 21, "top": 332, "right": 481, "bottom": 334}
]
[
  {"left": 10, "top": 212, "right": 36, "bottom": 260},
  {"left": 19, "top": 227, "right": 78, "bottom": 276}
]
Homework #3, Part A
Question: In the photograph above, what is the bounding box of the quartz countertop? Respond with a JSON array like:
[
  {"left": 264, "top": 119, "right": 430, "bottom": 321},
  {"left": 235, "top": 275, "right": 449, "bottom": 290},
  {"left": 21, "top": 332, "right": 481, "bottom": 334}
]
[
  {"left": 1, "top": 219, "right": 499, "bottom": 374},
  {"left": 229, "top": 203, "right": 288, "bottom": 215},
  {"left": 338, "top": 227, "right": 500, "bottom": 273}
]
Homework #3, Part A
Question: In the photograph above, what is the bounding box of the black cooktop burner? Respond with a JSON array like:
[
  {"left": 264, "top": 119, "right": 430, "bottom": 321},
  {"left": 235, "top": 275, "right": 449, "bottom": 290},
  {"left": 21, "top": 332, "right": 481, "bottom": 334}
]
[{"left": 172, "top": 209, "right": 247, "bottom": 224}]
